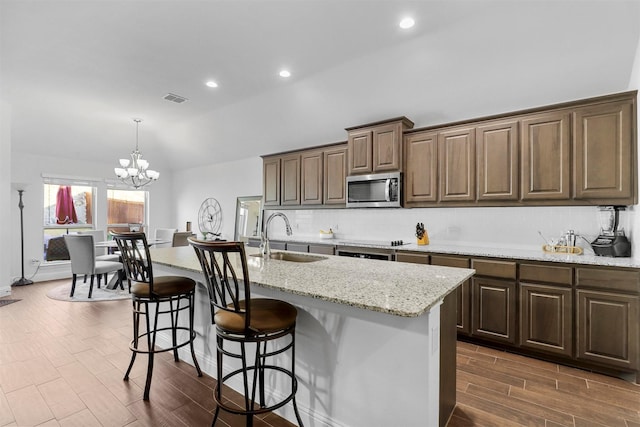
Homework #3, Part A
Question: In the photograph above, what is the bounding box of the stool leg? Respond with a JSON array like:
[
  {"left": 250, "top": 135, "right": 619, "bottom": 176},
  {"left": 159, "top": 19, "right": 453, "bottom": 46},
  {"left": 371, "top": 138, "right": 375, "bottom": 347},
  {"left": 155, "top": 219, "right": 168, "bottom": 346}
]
[
  {"left": 291, "top": 331, "right": 304, "bottom": 427},
  {"left": 124, "top": 300, "right": 140, "bottom": 382},
  {"left": 189, "top": 292, "right": 202, "bottom": 376},
  {"left": 144, "top": 301, "right": 158, "bottom": 400},
  {"left": 212, "top": 334, "right": 224, "bottom": 427},
  {"left": 170, "top": 298, "right": 179, "bottom": 362}
]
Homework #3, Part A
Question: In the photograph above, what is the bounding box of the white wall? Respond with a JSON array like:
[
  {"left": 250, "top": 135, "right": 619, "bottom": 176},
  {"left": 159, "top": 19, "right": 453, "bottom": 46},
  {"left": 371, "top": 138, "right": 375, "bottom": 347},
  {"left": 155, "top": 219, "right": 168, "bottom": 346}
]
[
  {"left": 173, "top": 157, "right": 263, "bottom": 241},
  {"left": 1, "top": 101, "right": 12, "bottom": 296},
  {"left": 9, "top": 151, "right": 175, "bottom": 282}
]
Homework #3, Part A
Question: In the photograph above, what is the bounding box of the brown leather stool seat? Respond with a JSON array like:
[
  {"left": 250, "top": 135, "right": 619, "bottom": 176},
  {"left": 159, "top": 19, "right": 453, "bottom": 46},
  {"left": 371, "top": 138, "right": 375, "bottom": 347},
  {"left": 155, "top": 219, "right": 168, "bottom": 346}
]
[
  {"left": 113, "top": 232, "right": 202, "bottom": 401},
  {"left": 189, "top": 239, "right": 304, "bottom": 427}
]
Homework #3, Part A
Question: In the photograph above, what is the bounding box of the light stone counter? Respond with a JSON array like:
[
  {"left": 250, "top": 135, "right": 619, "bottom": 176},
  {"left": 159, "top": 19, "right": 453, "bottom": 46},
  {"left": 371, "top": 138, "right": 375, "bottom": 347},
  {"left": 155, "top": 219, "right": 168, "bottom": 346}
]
[
  {"left": 149, "top": 245, "right": 473, "bottom": 427},
  {"left": 150, "top": 245, "right": 475, "bottom": 317}
]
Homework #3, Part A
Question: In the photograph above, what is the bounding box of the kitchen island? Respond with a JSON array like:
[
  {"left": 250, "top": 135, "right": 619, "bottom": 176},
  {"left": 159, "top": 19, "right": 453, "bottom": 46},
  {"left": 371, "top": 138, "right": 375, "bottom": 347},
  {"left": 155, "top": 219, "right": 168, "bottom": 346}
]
[{"left": 150, "top": 245, "right": 474, "bottom": 427}]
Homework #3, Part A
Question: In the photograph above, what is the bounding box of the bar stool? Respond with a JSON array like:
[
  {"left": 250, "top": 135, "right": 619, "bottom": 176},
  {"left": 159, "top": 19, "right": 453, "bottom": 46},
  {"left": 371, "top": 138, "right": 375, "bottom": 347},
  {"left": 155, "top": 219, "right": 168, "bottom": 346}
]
[
  {"left": 112, "top": 231, "right": 202, "bottom": 400},
  {"left": 188, "top": 239, "right": 303, "bottom": 427}
]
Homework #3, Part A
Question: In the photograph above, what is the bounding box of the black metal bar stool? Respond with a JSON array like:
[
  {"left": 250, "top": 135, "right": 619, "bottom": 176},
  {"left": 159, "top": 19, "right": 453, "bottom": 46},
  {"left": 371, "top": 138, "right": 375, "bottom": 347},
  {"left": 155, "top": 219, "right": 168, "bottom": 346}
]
[
  {"left": 113, "top": 231, "right": 202, "bottom": 400},
  {"left": 189, "top": 239, "right": 303, "bottom": 427}
]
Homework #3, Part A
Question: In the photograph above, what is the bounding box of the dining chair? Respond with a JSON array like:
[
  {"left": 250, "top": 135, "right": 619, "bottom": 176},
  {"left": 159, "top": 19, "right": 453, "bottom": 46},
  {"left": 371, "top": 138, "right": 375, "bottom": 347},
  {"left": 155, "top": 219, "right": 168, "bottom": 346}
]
[
  {"left": 188, "top": 239, "right": 303, "bottom": 427},
  {"left": 63, "top": 234, "right": 123, "bottom": 298},
  {"left": 172, "top": 231, "right": 195, "bottom": 247},
  {"left": 153, "top": 228, "right": 176, "bottom": 248},
  {"left": 112, "top": 231, "right": 202, "bottom": 400}
]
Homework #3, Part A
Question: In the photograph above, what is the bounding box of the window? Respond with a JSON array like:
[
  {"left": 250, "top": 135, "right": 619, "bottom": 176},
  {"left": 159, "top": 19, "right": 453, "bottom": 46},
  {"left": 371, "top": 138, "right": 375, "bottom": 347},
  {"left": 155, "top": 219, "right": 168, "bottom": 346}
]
[
  {"left": 43, "top": 182, "right": 95, "bottom": 262},
  {"left": 107, "top": 189, "right": 147, "bottom": 235}
]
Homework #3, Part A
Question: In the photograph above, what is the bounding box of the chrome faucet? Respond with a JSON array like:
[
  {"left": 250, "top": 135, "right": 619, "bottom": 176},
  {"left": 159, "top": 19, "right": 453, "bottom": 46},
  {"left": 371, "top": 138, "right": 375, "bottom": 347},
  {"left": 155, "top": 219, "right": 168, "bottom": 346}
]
[{"left": 261, "top": 212, "right": 293, "bottom": 257}]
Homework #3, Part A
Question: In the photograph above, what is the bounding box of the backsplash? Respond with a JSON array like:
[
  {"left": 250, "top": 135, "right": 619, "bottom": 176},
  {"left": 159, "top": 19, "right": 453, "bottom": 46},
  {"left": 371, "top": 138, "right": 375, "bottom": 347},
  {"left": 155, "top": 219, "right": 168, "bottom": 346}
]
[{"left": 264, "top": 205, "right": 637, "bottom": 256}]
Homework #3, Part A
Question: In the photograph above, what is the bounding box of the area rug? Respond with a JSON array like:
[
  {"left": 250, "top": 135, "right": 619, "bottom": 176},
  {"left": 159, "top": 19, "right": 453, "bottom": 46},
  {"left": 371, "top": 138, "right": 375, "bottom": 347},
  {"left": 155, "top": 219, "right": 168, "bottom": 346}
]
[
  {"left": 0, "top": 299, "right": 21, "bottom": 308},
  {"left": 47, "top": 281, "right": 130, "bottom": 302}
]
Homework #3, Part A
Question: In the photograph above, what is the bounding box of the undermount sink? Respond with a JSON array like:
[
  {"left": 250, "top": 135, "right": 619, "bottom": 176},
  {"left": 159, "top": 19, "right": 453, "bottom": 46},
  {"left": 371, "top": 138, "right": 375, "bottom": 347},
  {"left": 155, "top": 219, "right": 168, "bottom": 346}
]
[{"left": 251, "top": 252, "right": 327, "bottom": 263}]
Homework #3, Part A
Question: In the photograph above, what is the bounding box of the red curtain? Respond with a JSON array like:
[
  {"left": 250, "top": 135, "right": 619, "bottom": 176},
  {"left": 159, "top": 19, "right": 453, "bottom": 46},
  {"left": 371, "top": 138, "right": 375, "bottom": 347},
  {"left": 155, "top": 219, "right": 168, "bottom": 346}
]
[{"left": 56, "top": 186, "right": 78, "bottom": 224}]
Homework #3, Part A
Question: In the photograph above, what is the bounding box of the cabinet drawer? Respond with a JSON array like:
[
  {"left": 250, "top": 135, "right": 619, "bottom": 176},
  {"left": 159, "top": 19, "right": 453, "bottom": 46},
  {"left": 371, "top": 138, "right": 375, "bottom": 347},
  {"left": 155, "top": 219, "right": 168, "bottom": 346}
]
[
  {"left": 471, "top": 259, "right": 516, "bottom": 279},
  {"left": 431, "top": 255, "right": 470, "bottom": 268},
  {"left": 309, "top": 244, "right": 335, "bottom": 255},
  {"left": 576, "top": 268, "right": 640, "bottom": 294},
  {"left": 396, "top": 252, "right": 430, "bottom": 265},
  {"left": 286, "top": 243, "right": 309, "bottom": 253},
  {"left": 520, "top": 263, "right": 573, "bottom": 286}
]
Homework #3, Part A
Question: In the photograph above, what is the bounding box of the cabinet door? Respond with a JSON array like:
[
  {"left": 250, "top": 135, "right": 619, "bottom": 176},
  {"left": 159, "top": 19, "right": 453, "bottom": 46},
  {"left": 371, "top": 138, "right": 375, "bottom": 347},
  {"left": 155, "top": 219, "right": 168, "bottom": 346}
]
[
  {"left": 348, "top": 129, "right": 372, "bottom": 175},
  {"left": 404, "top": 131, "right": 438, "bottom": 203},
  {"left": 432, "top": 255, "right": 471, "bottom": 335},
  {"left": 472, "top": 277, "right": 517, "bottom": 344},
  {"left": 324, "top": 146, "right": 347, "bottom": 205},
  {"left": 521, "top": 112, "right": 571, "bottom": 200},
  {"left": 439, "top": 127, "right": 476, "bottom": 202},
  {"left": 281, "top": 154, "right": 301, "bottom": 205},
  {"left": 301, "top": 150, "right": 323, "bottom": 205},
  {"left": 372, "top": 122, "right": 402, "bottom": 172},
  {"left": 573, "top": 100, "right": 634, "bottom": 202},
  {"left": 476, "top": 120, "right": 519, "bottom": 201},
  {"left": 576, "top": 289, "right": 639, "bottom": 370},
  {"left": 263, "top": 157, "right": 281, "bottom": 206},
  {"left": 519, "top": 283, "right": 573, "bottom": 357}
]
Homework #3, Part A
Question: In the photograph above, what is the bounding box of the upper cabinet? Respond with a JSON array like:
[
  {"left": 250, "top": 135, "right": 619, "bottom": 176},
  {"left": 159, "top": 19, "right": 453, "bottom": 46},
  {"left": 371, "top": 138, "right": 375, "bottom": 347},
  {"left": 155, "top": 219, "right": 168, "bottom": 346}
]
[
  {"left": 438, "top": 126, "right": 476, "bottom": 202},
  {"left": 476, "top": 119, "right": 519, "bottom": 201},
  {"left": 573, "top": 99, "right": 634, "bottom": 203},
  {"left": 347, "top": 117, "right": 414, "bottom": 175},
  {"left": 521, "top": 111, "right": 571, "bottom": 200},
  {"left": 262, "top": 143, "right": 347, "bottom": 208},
  {"left": 265, "top": 90, "right": 637, "bottom": 209}
]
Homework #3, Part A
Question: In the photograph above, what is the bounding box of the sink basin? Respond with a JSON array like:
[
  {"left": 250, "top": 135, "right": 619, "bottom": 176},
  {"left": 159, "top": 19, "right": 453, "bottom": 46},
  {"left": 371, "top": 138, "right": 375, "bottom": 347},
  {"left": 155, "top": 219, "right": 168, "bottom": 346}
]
[{"left": 251, "top": 252, "right": 327, "bottom": 263}]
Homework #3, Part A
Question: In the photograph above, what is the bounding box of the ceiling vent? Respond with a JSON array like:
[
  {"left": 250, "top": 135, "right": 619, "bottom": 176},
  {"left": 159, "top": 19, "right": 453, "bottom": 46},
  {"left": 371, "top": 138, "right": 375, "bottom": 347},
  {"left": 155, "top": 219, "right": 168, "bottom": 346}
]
[{"left": 163, "top": 93, "right": 188, "bottom": 104}]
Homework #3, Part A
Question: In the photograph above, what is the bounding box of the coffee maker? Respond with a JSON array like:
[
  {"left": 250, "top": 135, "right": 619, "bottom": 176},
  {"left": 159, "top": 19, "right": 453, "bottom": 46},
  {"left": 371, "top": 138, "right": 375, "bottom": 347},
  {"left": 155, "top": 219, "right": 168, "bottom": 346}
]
[{"left": 591, "top": 206, "right": 631, "bottom": 257}]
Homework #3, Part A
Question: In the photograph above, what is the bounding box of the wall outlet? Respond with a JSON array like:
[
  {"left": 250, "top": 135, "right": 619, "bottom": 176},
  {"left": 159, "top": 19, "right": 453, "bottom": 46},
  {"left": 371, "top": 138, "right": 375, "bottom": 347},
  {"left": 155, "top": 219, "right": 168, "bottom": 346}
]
[{"left": 30, "top": 258, "right": 39, "bottom": 265}]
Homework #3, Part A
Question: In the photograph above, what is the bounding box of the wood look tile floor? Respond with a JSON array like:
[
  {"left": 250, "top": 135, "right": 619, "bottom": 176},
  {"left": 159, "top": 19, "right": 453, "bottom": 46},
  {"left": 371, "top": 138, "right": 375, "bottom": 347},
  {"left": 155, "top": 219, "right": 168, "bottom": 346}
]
[{"left": 2, "top": 279, "right": 639, "bottom": 427}]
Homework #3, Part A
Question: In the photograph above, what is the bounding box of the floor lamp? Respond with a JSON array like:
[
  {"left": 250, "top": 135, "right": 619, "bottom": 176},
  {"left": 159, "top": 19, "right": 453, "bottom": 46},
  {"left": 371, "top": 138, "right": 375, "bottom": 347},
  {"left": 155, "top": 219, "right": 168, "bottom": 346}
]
[{"left": 12, "top": 189, "right": 33, "bottom": 286}]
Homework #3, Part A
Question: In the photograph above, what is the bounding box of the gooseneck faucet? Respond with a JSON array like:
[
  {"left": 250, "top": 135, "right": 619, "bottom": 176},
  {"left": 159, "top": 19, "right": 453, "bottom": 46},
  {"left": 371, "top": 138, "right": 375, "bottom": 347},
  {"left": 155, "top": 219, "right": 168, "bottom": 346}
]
[{"left": 261, "top": 212, "right": 293, "bottom": 257}]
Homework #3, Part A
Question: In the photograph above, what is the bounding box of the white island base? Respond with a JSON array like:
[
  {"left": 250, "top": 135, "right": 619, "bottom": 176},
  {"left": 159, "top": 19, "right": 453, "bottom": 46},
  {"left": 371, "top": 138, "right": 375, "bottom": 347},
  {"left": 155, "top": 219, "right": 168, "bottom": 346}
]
[{"left": 151, "top": 247, "right": 472, "bottom": 427}]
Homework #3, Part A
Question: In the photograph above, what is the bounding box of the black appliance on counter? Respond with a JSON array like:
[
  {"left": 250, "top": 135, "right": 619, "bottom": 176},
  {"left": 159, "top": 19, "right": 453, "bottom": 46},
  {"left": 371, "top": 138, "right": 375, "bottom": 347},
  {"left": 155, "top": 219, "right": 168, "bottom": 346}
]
[{"left": 591, "top": 206, "right": 631, "bottom": 257}]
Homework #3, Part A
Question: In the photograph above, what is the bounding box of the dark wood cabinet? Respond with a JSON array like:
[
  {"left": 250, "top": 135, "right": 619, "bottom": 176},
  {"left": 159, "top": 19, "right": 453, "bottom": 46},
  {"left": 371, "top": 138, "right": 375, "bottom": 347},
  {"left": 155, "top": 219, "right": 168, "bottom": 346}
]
[
  {"left": 404, "top": 130, "right": 438, "bottom": 203},
  {"left": 521, "top": 111, "right": 571, "bottom": 200},
  {"left": 476, "top": 119, "right": 519, "bottom": 201},
  {"left": 471, "top": 258, "right": 517, "bottom": 344},
  {"left": 519, "top": 263, "right": 573, "bottom": 356},
  {"left": 301, "top": 150, "right": 323, "bottom": 205},
  {"left": 347, "top": 117, "right": 413, "bottom": 175},
  {"left": 323, "top": 145, "right": 347, "bottom": 205},
  {"left": 281, "top": 154, "right": 301, "bottom": 205},
  {"left": 575, "top": 267, "right": 639, "bottom": 371},
  {"left": 573, "top": 99, "right": 634, "bottom": 203},
  {"left": 431, "top": 255, "right": 471, "bottom": 335},
  {"left": 576, "top": 289, "right": 639, "bottom": 370},
  {"left": 438, "top": 126, "right": 476, "bottom": 202},
  {"left": 472, "top": 277, "right": 517, "bottom": 344},
  {"left": 263, "top": 156, "right": 281, "bottom": 206}
]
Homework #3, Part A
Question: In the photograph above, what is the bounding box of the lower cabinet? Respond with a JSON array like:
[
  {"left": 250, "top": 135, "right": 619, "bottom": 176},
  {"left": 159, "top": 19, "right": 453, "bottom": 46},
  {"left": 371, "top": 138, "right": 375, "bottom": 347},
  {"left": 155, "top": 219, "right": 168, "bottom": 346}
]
[
  {"left": 431, "top": 255, "right": 471, "bottom": 335},
  {"left": 576, "top": 289, "right": 639, "bottom": 370},
  {"left": 471, "top": 277, "right": 517, "bottom": 344},
  {"left": 519, "top": 283, "right": 573, "bottom": 357}
]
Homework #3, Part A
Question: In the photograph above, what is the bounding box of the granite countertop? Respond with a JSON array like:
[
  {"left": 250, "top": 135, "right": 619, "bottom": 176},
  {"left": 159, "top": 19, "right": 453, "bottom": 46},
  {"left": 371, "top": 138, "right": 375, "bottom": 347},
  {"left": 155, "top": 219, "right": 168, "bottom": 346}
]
[
  {"left": 257, "top": 236, "right": 640, "bottom": 268},
  {"left": 150, "top": 246, "right": 475, "bottom": 318}
]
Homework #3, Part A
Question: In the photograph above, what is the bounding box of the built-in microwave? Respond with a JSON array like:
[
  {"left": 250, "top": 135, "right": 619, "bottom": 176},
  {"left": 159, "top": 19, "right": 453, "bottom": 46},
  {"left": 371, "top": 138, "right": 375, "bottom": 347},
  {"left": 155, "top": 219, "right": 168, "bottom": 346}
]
[{"left": 346, "top": 172, "right": 402, "bottom": 208}]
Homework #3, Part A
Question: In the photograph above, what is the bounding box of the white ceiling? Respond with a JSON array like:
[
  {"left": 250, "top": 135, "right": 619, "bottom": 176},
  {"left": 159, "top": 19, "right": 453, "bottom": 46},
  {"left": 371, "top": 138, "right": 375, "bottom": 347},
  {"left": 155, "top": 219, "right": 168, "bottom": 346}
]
[{"left": 2, "top": 0, "right": 639, "bottom": 173}]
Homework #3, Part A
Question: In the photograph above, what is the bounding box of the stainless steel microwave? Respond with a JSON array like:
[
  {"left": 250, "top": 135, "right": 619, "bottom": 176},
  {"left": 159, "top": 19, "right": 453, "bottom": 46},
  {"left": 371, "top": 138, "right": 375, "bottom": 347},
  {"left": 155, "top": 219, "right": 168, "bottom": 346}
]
[{"left": 346, "top": 172, "right": 402, "bottom": 208}]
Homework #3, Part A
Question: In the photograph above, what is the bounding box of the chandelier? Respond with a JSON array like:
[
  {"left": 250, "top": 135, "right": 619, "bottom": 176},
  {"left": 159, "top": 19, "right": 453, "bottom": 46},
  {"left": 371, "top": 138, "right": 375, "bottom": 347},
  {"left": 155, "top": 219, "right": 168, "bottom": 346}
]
[{"left": 114, "top": 118, "right": 160, "bottom": 189}]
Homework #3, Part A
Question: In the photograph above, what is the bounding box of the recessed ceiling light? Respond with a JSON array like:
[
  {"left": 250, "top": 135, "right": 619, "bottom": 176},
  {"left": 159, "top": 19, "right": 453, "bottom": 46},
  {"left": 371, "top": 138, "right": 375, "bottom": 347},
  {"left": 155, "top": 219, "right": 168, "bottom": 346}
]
[
  {"left": 399, "top": 17, "right": 415, "bottom": 29},
  {"left": 279, "top": 70, "right": 291, "bottom": 78},
  {"left": 206, "top": 81, "right": 218, "bottom": 88}
]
